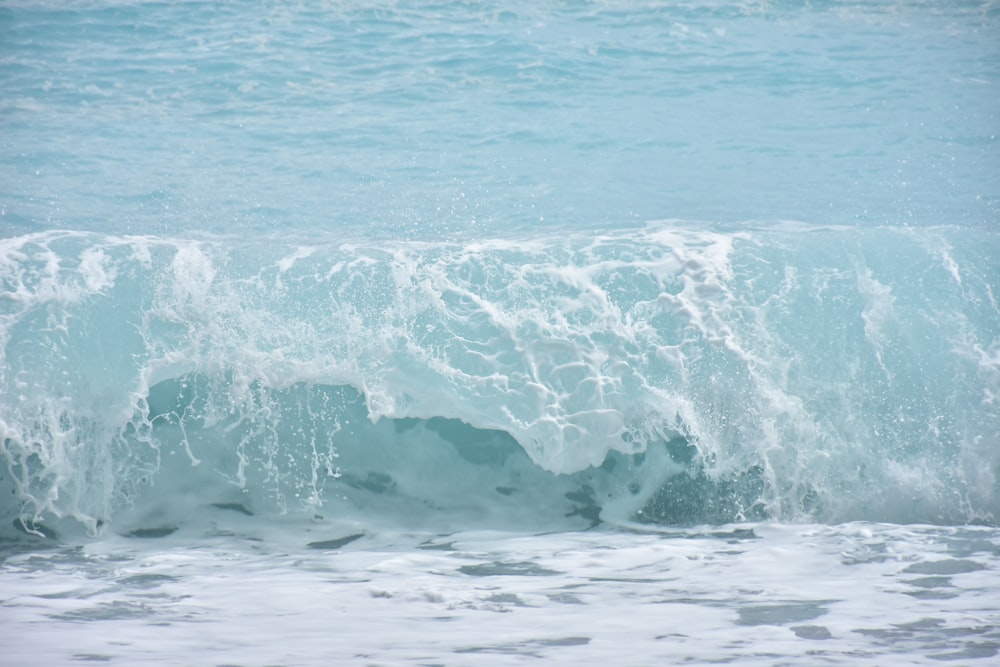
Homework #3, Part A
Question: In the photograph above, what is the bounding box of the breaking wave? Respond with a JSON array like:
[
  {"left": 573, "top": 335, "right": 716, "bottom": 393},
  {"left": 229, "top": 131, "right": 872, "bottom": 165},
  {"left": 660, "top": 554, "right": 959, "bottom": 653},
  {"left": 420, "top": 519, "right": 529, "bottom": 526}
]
[{"left": 1, "top": 222, "right": 998, "bottom": 537}]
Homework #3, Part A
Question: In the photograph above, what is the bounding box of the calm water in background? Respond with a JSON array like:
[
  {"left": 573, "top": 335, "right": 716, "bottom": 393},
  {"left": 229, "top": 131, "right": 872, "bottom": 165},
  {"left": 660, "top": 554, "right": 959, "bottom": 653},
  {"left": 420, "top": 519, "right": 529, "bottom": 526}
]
[
  {"left": 2, "top": 1, "right": 1000, "bottom": 664},
  {"left": 3, "top": 0, "right": 997, "bottom": 235}
]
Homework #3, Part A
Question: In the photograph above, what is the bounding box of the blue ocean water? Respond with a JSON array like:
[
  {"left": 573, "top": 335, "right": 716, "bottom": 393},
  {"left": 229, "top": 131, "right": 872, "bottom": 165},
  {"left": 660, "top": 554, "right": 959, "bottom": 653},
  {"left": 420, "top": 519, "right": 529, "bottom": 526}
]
[{"left": 2, "top": 1, "right": 999, "bottom": 664}]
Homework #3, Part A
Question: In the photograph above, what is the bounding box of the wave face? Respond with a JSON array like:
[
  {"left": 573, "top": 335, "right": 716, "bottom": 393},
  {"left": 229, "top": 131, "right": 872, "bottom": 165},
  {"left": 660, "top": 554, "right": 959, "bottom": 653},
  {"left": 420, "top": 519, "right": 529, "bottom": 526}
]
[{"left": 2, "top": 224, "right": 997, "bottom": 533}]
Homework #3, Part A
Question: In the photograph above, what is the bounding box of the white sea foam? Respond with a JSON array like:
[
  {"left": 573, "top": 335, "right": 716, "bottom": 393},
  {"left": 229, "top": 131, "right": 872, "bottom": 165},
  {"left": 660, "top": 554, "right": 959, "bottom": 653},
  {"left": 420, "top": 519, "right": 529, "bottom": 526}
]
[
  {"left": 1, "top": 223, "right": 997, "bottom": 534},
  {"left": 2, "top": 522, "right": 998, "bottom": 666}
]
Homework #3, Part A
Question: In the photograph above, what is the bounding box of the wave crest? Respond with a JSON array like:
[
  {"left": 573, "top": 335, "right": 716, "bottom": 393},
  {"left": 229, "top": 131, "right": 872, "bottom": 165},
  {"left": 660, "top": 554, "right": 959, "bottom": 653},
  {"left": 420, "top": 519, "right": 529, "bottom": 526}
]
[{"left": 2, "top": 223, "right": 998, "bottom": 532}]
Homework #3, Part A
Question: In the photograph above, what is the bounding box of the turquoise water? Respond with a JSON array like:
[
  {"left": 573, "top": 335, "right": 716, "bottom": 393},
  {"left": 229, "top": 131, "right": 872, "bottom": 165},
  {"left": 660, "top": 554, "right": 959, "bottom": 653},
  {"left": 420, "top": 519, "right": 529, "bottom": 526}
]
[
  {"left": 2, "top": 1, "right": 999, "bottom": 664},
  {"left": 3, "top": 0, "right": 997, "bottom": 236}
]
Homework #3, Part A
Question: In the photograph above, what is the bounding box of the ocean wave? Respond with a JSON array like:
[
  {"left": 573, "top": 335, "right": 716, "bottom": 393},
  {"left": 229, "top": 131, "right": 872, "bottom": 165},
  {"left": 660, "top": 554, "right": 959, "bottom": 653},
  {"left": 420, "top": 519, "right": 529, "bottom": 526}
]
[{"left": 2, "top": 222, "right": 998, "bottom": 535}]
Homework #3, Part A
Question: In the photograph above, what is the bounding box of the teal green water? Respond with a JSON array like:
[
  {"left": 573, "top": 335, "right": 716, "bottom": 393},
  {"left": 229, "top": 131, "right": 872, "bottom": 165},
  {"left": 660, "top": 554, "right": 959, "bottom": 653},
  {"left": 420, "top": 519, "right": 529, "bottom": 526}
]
[
  {"left": 2, "top": 1, "right": 997, "bottom": 235},
  {"left": 1, "top": 1, "right": 998, "bottom": 534},
  {"left": 3, "top": 4, "right": 1000, "bottom": 666}
]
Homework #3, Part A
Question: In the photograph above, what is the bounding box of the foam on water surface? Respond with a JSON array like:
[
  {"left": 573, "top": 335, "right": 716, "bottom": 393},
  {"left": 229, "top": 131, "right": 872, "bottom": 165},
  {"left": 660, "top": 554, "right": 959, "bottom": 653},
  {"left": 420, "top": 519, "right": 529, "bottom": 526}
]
[{"left": 2, "top": 522, "right": 999, "bottom": 666}]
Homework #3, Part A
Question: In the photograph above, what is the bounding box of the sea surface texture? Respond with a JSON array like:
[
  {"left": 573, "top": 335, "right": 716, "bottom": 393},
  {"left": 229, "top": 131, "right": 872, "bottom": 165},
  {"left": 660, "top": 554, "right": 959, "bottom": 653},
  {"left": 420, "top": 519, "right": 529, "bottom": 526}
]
[{"left": 2, "top": 1, "right": 999, "bottom": 665}]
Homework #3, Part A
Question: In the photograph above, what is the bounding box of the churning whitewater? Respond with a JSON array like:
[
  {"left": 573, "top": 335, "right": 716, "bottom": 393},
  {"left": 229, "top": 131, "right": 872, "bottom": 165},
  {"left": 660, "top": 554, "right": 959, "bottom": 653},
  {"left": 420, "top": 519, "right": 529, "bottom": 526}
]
[{"left": 2, "top": 222, "right": 997, "bottom": 536}]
